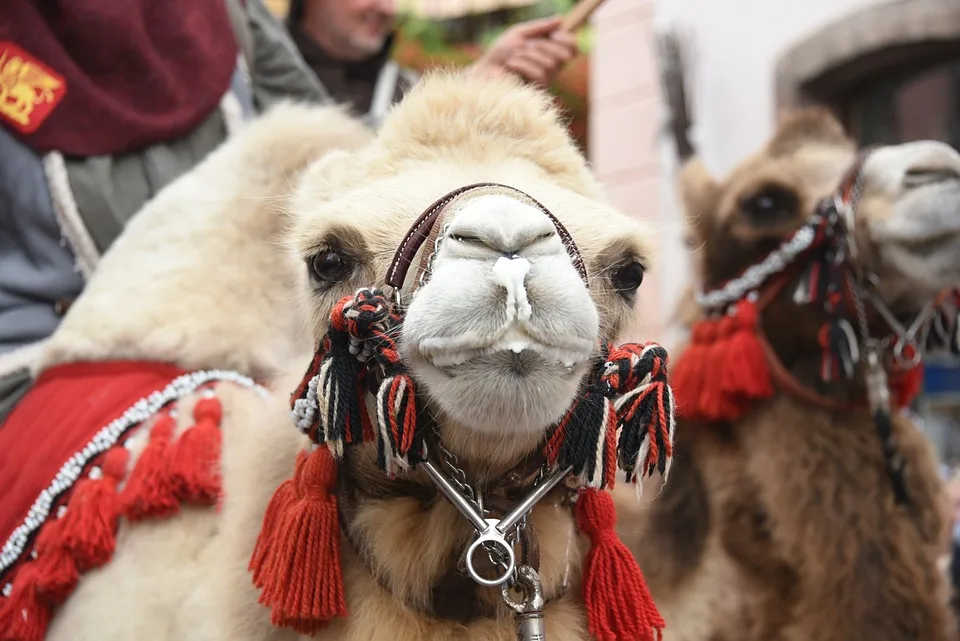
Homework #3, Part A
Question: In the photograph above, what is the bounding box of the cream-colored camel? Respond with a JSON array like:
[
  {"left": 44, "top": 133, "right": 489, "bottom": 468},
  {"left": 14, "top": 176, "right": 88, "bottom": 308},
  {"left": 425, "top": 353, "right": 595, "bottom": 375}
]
[
  {"left": 1, "top": 72, "right": 664, "bottom": 641},
  {"left": 618, "top": 107, "right": 960, "bottom": 641}
]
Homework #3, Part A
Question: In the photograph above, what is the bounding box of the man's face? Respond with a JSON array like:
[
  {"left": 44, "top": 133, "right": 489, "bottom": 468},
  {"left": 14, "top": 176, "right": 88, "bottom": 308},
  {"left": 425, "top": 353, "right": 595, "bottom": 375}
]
[{"left": 310, "top": 0, "right": 397, "bottom": 60}]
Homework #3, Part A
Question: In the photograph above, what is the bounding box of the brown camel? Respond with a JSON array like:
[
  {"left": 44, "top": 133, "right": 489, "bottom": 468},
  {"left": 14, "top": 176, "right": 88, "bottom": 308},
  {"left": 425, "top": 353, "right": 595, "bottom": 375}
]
[
  {"left": 616, "top": 35, "right": 960, "bottom": 641},
  {"left": 0, "top": 71, "right": 674, "bottom": 640}
]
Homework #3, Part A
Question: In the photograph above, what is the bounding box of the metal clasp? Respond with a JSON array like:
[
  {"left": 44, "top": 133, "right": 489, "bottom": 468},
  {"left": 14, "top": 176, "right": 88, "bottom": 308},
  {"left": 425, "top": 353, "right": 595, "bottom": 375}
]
[
  {"left": 501, "top": 565, "right": 547, "bottom": 641},
  {"left": 419, "top": 461, "right": 571, "bottom": 587}
]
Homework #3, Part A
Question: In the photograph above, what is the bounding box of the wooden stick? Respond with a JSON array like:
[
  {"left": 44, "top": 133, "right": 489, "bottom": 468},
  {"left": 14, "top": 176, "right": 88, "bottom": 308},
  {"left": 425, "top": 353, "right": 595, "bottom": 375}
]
[{"left": 559, "top": 0, "right": 607, "bottom": 33}]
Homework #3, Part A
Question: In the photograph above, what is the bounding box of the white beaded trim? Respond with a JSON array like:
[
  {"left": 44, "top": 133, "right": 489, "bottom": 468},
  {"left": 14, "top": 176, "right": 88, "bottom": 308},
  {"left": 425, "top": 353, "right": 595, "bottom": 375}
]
[
  {"left": 0, "top": 369, "right": 267, "bottom": 581},
  {"left": 695, "top": 222, "right": 817, "bottom": 311}
]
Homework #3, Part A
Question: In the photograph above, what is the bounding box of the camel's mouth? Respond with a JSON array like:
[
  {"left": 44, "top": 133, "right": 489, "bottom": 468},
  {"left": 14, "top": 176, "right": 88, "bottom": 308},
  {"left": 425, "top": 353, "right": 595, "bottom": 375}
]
[
  {"left": 863, "top": 186, "right": 960, "bottom": 313},
  {"left": 404, "top": 323, "right": 595, "bottom": 436},
  {"left": 419, "top": 334, "right": 591, "bottom": 371},
  {"left": 870, "top": 179, "right": 960, "bottom": 246},
  {"left": 424, "top": 350, "right": 584, "bottom": 380},
  {"left": 413, "top": 323, "right": 594, "bottom": 372}
]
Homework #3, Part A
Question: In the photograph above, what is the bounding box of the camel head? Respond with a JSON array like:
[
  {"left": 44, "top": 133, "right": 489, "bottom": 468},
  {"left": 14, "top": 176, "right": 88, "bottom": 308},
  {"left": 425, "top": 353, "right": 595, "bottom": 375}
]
[
  {"left": 854, "top": 141, "right": 960, "bottom": 314},
  {"left": 680, "top": 110, "right": 960, "bottom": 320},
  {"left": 674, "top": 108, "right": 960, "bottom": 418},
  {"left": 287, "top": 71, "right": 661, "bottom": 473}
]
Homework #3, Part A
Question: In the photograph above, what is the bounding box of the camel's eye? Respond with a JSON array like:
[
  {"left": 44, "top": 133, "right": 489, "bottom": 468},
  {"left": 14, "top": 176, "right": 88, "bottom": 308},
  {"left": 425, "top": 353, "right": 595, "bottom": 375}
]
[
  {"left": 308, "top": 250, "right": 350, "bottom": 283},
  {"left": 739, "top": 184, "right": 799, "bottom": 227},
  {"left": 611, "top": 261, "right": 645, "bottom": 298}
]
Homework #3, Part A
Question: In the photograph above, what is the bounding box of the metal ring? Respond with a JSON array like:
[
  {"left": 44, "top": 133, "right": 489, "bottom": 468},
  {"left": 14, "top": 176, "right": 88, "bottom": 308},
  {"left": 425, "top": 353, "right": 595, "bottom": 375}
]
[
  {"left": 465, "top": 528, "right": 515, "bottom": 587},
  {"left": 893, "top": 338, "right": 922, "bottom": 369}
]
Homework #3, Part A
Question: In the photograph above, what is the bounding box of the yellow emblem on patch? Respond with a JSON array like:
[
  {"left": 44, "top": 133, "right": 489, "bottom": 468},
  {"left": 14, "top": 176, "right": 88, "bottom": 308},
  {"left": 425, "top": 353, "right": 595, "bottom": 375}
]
[{"left": 0, "top": 42, "right": 67, "bottom": 134}]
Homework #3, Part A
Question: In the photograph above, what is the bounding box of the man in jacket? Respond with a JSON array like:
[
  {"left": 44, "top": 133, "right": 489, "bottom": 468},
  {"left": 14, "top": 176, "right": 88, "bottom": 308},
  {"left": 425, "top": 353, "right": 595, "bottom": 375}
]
[
  {"left": 286, "top": 0, "right": 579, "bottom": 129},
  {"left": 0, "top": 0, "right": 330, "bottom": 420}
]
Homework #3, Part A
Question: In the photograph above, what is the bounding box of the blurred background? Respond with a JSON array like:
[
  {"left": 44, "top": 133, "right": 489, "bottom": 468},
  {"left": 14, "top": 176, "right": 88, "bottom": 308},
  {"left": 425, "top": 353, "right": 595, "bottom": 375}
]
[{"left": 260, "top": 0, "right": 960, "bottom": 467}]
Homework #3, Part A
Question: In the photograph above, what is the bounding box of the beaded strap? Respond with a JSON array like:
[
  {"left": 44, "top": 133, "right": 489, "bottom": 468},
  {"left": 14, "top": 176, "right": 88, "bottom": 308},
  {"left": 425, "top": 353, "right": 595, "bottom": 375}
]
[
  {"left": 0, "top": 369, "right": 267, "bottom": 578},
  {"left": 695, "top": 221, "right": 818, "bottom": 311}
]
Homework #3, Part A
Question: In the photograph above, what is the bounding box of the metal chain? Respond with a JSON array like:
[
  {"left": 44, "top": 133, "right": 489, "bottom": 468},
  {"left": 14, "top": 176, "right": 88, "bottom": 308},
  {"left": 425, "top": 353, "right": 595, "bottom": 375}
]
[
  {"left": 432, "top": 428, "right": 532, "bottom": 585},
  {"left": 432, "top": 430, "right": 481, "bottom": 507}
]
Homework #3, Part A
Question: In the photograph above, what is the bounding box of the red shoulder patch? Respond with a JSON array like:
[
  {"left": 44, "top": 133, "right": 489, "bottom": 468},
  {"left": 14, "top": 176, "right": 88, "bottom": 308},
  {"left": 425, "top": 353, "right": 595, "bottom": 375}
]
[{"left": 0, "top": 42, "right": 67, "bottom": 134}]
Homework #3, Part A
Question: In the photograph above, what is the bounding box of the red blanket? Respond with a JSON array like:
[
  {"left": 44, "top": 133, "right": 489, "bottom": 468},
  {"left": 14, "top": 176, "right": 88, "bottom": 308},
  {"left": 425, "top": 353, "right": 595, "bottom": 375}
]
[
  {"left": 0, "top": 361, "right": 186, "bottom": 551},
  {"left": 0, "top": 360, "right": 236, "bottom": 640}
]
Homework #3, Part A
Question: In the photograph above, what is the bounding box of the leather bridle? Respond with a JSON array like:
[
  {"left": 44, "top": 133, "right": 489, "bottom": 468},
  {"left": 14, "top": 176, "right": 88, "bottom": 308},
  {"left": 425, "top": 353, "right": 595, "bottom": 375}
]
[
  {"left": 694, "top": 148, "right": 958, "bottom": 505},
  {"left": 338, "top": 182, "right": 588, "bottom": 623}
]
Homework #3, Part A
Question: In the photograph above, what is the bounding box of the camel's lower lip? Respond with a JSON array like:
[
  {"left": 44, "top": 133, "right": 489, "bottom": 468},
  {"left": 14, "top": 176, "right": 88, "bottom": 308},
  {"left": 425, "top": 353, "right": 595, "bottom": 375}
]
[
  {"left": 421, "top": 350, "right": 588, "bottom": 385},
  {"left": 416, "top": 340, "right": 593, "bottom": 370}
]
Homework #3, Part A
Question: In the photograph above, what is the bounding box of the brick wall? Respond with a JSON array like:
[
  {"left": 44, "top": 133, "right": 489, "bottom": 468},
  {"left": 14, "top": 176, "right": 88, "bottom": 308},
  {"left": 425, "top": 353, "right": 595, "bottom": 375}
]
[{"left": 589, "top": 0, "right": 666, "bottom": 342}]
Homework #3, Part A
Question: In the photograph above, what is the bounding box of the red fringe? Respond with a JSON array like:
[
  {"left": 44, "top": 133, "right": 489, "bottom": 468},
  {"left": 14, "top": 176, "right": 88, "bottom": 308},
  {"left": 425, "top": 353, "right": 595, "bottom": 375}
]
[
  {"left": 700, "top": 316, "right": 740, "bottom": 421},
  {"left": 575, "top": 489, "right": 664, "bottom": 641},
  {"left": 249, "top": 452, "right": 303, "bottom": 589},
  {"left": 721, "top": 300, "right": 773, "bottom": 400},
  {"left": 251, "top": 447, "right": 347, "bottom": 634},
  {"left": 0, "top": 445, "right": 132, "bottom": 641},
  {"left": 170, "top": 396, "right": 223, "bottom": 504},
  {"left": 30, "top": 524, "right": 79, "bottom": 603},
  {"left": 60, "top": 447, "right": 129, "bottom": 570},
  {"left": 0, "top": 565, "right": 51, "bottom": 641},
  {"left": 674, "top": 302, "right": 772, "bottom": 422},
  {"left": 891, "top": 363, "right": 923, "bottom": 409},
  {"left": 121, "top": 412, "right": 179, "bottom": 521},
  {"left": 670, "top": 321, "right": 710, "bottom": 417},
  {"left": 0, "top": 392, "right": 228, "bottom": 641}
]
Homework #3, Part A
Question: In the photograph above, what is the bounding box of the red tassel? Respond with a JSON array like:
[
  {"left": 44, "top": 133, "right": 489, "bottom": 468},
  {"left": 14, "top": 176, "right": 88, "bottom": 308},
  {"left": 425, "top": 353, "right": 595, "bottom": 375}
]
[
  {"left": 699, "top": 317, "right": 741, "bottom": 421},
  {"left": 671, "top": 321, "right": 711, "bottom": 417},
  {"left": 170, "top": 395, "right": 223, "bottom": 504},
  {"left": 576, "top": 489, "right": 664, "bottom": 641},
  {"left": 721, "top": 300, "right": 773, "bottom": 401},
  {"left": 255, "top": 447, "right": 347, "bottom": 634},
  {"left": 0, "top": 565, "right": 52, "bottom": 641},
  {"left": 121, "top": 412, "right": 179, "bottom": 521},
  {"left": 249, "top": 451, "right": 304, "bottom": 589},
  {"left": 60, "top": 447, "right": 129, "bottom": 570},
  {"left": 30, "top": 523, "right": 79, "bottom": 603},
  {"left": 891, "top": 361, "right": 923, "bottom": 410}
]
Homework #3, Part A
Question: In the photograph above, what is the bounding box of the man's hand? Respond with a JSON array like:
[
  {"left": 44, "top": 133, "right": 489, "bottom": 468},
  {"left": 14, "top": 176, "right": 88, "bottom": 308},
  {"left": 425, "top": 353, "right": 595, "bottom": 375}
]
[{"left": 468, "top": 16, "right": 579, "bottom": 87}]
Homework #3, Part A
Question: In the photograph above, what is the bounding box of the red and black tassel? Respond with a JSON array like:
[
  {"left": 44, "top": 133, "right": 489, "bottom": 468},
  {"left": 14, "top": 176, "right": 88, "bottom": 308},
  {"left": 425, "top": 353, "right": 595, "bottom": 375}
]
[
  {"left": 545, "top": 342, "right": 676, "bottom": 489},
  {"left": 602, "top": 343, "right": 675, "bottom": 483}
]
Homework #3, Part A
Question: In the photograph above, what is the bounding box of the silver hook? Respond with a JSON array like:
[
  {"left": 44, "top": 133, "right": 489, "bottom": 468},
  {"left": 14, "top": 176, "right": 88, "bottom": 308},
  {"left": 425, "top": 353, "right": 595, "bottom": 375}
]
[{"left": 500, "top": 565, "right": 545, "bottom": 614}]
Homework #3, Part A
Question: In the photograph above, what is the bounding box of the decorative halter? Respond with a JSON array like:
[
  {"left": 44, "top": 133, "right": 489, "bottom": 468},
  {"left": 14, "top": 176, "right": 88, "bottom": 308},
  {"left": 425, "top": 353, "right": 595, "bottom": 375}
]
[
  {"left": 249, "top": 183, "right": 676, "bottom": 641},
  {"left": 671, "top": 150, "right": 960, "bottom": 505}
]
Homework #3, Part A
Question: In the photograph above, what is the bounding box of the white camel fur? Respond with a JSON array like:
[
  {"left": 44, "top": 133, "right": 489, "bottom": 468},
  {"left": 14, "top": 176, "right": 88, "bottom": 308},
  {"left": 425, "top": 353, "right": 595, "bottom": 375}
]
[{"left": 8, "top": 71, "right": 668, "bottom": 641}]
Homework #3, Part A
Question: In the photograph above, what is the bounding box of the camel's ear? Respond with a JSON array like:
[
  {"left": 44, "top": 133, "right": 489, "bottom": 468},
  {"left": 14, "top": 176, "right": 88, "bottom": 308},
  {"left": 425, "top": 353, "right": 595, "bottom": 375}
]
[
  {"left": 677, "top": 155, "right": 719, "bottom": 222},
  {"left": 767, "top": 106, "right": 850, "bottom": 157}
]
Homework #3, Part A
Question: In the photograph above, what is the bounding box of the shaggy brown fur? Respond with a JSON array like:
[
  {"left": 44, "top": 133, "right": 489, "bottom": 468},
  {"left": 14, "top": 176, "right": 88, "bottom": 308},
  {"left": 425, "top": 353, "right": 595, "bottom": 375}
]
[{"left": 617, "top": 109, "right": 956, "bottom": 641}]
